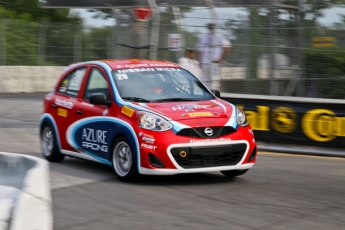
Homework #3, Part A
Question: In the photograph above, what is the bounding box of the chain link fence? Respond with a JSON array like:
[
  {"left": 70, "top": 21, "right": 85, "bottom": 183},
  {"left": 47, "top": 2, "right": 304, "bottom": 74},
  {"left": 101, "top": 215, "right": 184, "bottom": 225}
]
[{"left": 1, "top": 6, "right": 345, "bottom": 98}]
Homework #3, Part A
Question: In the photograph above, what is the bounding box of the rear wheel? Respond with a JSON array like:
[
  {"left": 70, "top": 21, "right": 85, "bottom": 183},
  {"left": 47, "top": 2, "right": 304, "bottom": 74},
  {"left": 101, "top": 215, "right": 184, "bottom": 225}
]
[
  {"left": 40, "top": 124, "right": 65, "bottom": 162},
  {"left": 221, "top": 169, "right": 249, "bottom": 178},
  {"left": 112, "top": 136, "right": 138, "bottom": 182}
]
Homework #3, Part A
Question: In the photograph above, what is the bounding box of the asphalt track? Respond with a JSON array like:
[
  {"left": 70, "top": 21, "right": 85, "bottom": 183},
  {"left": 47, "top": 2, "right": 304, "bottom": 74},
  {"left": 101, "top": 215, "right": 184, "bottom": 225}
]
[{"left": 1, "top": 93, "right": 345, "bottom": 230}]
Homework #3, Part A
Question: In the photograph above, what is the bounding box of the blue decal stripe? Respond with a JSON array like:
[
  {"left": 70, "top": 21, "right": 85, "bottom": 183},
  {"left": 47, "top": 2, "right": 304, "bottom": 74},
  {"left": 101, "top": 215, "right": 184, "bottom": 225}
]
[{"left": 69, "top": 117, "right": 140, "bottom": 170}]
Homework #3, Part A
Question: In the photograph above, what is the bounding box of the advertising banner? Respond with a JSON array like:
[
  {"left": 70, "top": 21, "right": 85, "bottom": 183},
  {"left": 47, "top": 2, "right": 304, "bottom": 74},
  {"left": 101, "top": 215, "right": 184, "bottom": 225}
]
[{"left": 221, "top": 94, "right": 345, "bottom": 149}]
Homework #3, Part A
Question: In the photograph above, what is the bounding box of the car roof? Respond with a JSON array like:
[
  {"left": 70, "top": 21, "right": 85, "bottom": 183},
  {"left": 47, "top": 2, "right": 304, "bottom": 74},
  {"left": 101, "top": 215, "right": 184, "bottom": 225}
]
[{"left": 98, "top": 59, "right": 181, "bottom": 70}]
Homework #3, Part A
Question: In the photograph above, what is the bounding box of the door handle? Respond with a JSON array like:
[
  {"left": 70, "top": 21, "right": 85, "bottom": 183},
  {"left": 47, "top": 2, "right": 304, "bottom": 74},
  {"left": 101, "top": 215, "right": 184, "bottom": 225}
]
[
  {"left": 76, "top": 110, "right": 84, "bottom": 115},
  {"left": 52, "top": 104, "right": 58, "bottom": 109}
]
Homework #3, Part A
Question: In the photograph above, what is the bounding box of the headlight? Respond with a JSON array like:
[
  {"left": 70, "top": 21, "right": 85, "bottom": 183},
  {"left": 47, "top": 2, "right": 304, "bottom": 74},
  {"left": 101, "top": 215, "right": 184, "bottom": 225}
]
[
  {"left": 138, "top": 111, "right": 173, "bottom": 131},
  {"left": 237, "top": 109, "right": 248, "bottom": 127}
]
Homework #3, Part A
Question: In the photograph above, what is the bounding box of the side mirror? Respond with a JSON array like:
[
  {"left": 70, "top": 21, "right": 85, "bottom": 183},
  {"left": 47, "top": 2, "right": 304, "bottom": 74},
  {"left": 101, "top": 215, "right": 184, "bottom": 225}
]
[
  {"left": 210, "top": 89, "right": 221, "bottom": 98},
  {"left": 89, "top": 93, "right": 110, "bottom": 106}
]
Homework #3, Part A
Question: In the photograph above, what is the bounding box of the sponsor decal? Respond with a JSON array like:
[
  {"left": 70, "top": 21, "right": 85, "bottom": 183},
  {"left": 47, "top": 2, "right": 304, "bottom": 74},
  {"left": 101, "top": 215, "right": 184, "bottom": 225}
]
[
  {"left": 57, "top": 108, "right": 68, "bottom": 117},
  {"left": 121, "top": 106, "right": 135, "bottom": 117},
  {"left": 195, "top": 120, "right": 216, "bottom": 126},
  {"left": 142, "top": 136, "right": 155, "bottom": 144},
  {"left": 55, "top": 98, "right": 74, "bottom": 109},
  {"left": 117, "top": 67, "right": 181, "bottom": 74},
  {"left": 141, "top": 143, "right": 157, "bottom": 150},
  {"left": 138, "top": 132, "right": 155, "bottom": 144},
  {"left": 82, "top": 128, "right": 108, "bottom": 152},
  {"left": 190, "top": 138, "right": 231, "bottom": 143},
  {"left": 188, "top": 112, "right": 213, "bottom": 117},
  {"left": 116, "top": 63, "right": 179, "bottom": 68},
  {"left": 172, "top": 104, "right": 210, "bottom": 112}
]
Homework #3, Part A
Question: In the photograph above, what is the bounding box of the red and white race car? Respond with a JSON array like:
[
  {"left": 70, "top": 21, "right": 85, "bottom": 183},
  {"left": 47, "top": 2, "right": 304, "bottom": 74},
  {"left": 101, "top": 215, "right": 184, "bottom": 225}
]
[{"left": 39, "top": 59, "right": 257, "bottom": 181}]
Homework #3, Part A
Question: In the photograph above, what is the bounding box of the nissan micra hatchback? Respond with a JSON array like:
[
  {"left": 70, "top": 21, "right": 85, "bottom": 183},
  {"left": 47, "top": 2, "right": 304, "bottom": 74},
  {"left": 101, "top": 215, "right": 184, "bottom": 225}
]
[{"left": 39, "top": 59, "right": 257, "bottom": 181}]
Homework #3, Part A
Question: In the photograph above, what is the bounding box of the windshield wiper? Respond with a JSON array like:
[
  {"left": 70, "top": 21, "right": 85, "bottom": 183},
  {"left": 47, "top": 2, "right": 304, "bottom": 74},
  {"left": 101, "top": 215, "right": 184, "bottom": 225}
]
[
  {"left": 153, "top": 98, "right": 201, "bottom": 102},
  {"left": 122, "top": 97, "right": 151, "bottom": 103}
]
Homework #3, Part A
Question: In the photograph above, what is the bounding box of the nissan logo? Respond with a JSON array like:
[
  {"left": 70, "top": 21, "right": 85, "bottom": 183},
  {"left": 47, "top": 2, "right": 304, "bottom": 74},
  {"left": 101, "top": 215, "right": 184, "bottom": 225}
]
[{"left": 204, "top": 127, "right": 213, "bottom": 136}]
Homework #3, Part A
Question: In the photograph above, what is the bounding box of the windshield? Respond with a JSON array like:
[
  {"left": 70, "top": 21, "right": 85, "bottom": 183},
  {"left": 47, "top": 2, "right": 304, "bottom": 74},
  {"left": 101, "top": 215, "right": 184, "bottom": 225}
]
[{"left": 112, "top": 68, "right": 214, "bottom": 102}]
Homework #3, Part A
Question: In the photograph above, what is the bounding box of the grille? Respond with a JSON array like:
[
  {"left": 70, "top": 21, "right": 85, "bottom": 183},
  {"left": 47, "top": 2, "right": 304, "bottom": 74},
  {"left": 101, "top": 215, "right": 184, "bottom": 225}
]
[
  {"left": 171, "top": 143, "right": 247, "bottom": 169},
  {"left": 176, "top": 126, "right": 236, "bottom": 138}
]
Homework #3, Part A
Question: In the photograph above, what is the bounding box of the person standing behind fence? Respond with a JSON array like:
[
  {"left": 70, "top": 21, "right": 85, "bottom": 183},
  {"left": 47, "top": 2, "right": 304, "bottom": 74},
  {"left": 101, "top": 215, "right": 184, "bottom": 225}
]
[
  {"left": 197, "top": 22, "right": 232, "bottom": 89},
  {"left": 178, "top": 48, "right": 202, "bottom": 79}
]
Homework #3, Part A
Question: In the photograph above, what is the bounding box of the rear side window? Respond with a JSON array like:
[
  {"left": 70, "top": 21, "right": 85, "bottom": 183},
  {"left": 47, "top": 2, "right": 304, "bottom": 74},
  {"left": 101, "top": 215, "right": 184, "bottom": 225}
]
[
  {"left": 84, "top": 68, "right": 110, "bottom": 101},
  {"left": 58, "top": 67, "right": 87, "bottom": 97}
]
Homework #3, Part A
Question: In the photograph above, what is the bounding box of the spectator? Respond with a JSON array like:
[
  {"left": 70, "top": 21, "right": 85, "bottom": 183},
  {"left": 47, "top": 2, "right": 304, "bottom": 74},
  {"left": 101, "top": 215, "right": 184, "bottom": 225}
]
[
  {"left": 197, "top": 22, "right": 232, "bottom": 89},
  {"left": 178, "top": 48, "right": 202, "bottom": 79}
]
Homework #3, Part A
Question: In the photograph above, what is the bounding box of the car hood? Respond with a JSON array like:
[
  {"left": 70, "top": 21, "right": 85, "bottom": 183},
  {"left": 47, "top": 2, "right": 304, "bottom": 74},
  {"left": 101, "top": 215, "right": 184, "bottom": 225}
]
[{"left": 132, "top": 99, "right": 236, "bottom": 121}]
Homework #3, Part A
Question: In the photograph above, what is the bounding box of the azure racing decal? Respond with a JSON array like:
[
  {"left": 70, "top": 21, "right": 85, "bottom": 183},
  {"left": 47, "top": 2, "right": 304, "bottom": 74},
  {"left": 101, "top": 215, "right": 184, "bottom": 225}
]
[{"left": 66, "top": 117, "right": 139, "bottom": 165}]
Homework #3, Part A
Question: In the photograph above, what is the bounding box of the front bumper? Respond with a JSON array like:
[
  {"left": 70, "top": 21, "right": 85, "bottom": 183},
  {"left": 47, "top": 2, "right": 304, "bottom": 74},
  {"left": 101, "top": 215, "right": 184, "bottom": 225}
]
[{"left": 138, "top": 139, "right": 256, "bottom": 175}]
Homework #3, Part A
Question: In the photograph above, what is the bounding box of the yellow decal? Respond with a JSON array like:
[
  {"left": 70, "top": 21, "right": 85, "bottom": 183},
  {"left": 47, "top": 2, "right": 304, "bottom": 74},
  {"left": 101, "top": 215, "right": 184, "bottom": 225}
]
[
  {"left": 121, "top": 106, "right": 135, "bottom": 117},
  {"left": 188, "top": 112, "right": 213, "bottom": 117},
  {"left": 57, "top": 108, "right": 67, "bottom": 117}
]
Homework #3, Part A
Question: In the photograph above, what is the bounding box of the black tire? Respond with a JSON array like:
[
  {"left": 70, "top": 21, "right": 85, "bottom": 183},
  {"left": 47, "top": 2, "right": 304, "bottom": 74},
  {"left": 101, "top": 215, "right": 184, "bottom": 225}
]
[
  {"left": 40, "top": 124, "right": 65, "bottom": 162},
  {"left": 112, "top": 136, "right": 139, "bottom": 182},
  {"left": 221, "top": 169, "right": 249, "bottom": 178}
]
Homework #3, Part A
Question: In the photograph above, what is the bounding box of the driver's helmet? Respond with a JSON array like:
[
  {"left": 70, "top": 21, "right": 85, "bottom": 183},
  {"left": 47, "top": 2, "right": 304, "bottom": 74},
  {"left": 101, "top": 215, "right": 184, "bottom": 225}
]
[{"left": 146, "top": 75, "right": 166, "bottom": 95}]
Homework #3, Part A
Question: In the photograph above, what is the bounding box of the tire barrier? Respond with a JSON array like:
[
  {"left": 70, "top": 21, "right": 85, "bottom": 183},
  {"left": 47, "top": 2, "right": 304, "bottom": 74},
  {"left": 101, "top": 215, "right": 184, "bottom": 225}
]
[{"left": 0, "top": 152, "right": 53, "bottom": 230}]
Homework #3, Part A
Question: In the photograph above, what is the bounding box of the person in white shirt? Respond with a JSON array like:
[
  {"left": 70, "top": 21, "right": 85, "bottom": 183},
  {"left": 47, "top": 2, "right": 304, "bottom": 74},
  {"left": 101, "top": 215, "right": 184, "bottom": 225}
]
[
  {"left": 178, "top": 48, "right": 202, "bottom": 79},
  {"left": 197, "top": 22, "right": 232, "bottom": 89}
]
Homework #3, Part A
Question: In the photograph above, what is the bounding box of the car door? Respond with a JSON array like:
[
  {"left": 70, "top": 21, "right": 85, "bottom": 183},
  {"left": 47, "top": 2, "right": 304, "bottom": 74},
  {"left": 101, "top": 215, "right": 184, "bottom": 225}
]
[
  {"left": 66, "top": 66, "right": 114, "bottom": 162},
  {"left": 51, "top": 65, "right": 88, "bottom": 152}
]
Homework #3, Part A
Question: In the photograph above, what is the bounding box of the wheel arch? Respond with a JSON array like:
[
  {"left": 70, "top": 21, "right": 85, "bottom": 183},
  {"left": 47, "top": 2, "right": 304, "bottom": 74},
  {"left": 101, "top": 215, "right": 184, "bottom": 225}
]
[{"left": 39, "top": 114, "right": 62, "bottom": 150}]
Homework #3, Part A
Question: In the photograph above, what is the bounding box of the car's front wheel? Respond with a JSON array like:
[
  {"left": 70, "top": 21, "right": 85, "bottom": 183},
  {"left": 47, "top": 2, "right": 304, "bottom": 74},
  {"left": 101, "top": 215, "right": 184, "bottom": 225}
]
[
  {"left": 40, "top": 124, "right": 65, "bottom": 162},
  {"left": 112, "top": 136, "right": 138, "bottom": 182},
  {"left": 221, "top": 169, "right": 249, "bottom": 178}
]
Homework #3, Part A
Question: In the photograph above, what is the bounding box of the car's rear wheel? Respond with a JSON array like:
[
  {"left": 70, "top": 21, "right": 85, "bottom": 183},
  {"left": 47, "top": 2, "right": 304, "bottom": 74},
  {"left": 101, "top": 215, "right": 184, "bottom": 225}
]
[
  {"left": 112, "top": 136, "right": 138, "bottom": 182},
  {"left": 40, "top": 124, "right": 65, "bottom": 162},
  {"left": 221, "top": 169, "right": 249, "bottom": 178}
]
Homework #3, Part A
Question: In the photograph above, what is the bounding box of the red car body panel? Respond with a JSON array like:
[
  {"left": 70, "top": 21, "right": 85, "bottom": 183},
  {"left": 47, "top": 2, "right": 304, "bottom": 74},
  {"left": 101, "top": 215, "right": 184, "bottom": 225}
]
[{"left": 40, "top": 59, "right": 257, "bottom": 175}]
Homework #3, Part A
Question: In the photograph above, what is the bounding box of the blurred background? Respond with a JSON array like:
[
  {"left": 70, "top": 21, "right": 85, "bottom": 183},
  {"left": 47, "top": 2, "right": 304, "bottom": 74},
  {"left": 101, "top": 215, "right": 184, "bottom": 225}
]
[{"left": 1, "top": 0, "right": 345, "bottom": 99}]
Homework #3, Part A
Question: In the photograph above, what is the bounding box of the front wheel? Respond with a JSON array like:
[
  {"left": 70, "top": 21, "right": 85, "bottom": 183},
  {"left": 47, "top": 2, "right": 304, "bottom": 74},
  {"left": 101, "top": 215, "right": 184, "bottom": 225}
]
[
  {"left": 112, "top": 136, "right": 139, "bottom": 182},
  {"left": 221, "top": 169, "right": 249, "bottom": 178},
  {"left": 40, "top": 124, "right": 65, "bottom": 162}
]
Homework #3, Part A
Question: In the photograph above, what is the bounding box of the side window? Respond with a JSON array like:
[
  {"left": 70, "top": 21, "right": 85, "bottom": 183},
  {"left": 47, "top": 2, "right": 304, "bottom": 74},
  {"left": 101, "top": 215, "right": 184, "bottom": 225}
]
[
  {"left": 58, "top": 67, "right": 87, "bottom": 97},
  {"left": 84, "top": 68, "right": 110, "bottom": 101}
]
